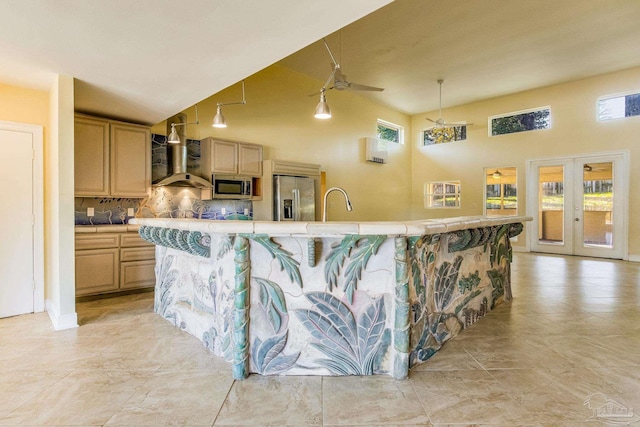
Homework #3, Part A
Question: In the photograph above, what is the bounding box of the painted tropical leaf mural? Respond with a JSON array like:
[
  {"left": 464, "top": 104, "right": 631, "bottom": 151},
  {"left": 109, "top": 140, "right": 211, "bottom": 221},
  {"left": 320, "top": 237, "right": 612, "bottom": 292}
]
[
  {"left": 251, "top": 277, "right": 299, "bottom": 375},
  {"left": 434, "top": 256, "right": 463, "bottom": 311},
  {"left": 294, "top": 291, "right": 388, "bottom": 375},
  {"left": 487, "top": 269, "right": 506, "bottom": 308},
  {"left": 324, "top": 235, "right": 386, "bottom": 304},
  {"left": 247, "top": 235, "right": 302, "bottom": 287}
]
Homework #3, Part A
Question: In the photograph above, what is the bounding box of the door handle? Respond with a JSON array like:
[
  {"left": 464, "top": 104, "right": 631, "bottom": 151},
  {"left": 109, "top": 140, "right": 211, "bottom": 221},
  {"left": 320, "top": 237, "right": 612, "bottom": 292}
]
[{"left": 293, "top": 189, "right": 300, "bottom": 221}]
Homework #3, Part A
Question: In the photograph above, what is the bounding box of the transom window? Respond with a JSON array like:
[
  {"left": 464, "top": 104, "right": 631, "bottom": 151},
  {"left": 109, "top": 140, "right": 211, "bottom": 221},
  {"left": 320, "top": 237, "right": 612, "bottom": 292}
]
[
  {"left": 489, "top": 106, "right": 550, "bottom": 136},
  {"left": 598, "top": 91, "right": 640, "bottom": 121},
  {"left": 424, "top": 181, "right": 461, "bottom": 208},
  {"left": 423, "top": 125, "right": 467, "bottom": 145},
  {"left": 484, "top": 167, "right": 517, "bottom": 216},
  {"left": 377, "top": 119, "right": 404, "bottom": 144}
]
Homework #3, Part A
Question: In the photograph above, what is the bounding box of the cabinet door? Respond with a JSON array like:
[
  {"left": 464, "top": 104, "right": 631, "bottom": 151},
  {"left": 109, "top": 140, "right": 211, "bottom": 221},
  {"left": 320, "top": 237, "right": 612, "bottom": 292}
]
[
  {"left": 238, "top": 144, "right": 263, "bottom": 176},
  {"left": 75, "top": 116, "right": 110, "bottom": 196},
  {"left": 75, "top": 248, "right": 119, "bottom": 296},
  {"left": 120, "top": 260, "right": 156, "bottom": 290},
  {"left": 110, "top": 123, "right": 151, "bottom": 197},
  {"left": 211, "top": 140, "right": 238, "bottom": 174}
]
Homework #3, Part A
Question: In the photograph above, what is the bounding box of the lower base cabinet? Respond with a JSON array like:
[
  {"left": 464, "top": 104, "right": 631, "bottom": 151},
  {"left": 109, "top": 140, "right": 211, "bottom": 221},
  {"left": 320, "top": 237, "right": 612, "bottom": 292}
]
[{"left": 75, "top": 232, "right": 155, "bottom": 297}]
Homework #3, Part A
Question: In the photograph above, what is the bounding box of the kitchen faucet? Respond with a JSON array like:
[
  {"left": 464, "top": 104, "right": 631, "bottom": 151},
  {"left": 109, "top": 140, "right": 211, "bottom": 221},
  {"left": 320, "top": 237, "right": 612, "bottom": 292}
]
[{"left": 322, "top": 187, "right": 353, "bottom": 222}]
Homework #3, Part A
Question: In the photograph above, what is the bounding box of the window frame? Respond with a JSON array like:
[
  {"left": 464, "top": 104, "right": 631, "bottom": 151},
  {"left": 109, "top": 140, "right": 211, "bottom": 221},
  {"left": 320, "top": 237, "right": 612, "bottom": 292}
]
[
  {"left": 483, "top": 167, "right": 518, "bottom": 217},
  {"left": 488, "top": 106, "right": 551, "bottom": 137},
  {"left": 422, "top": 124, "right": 467, "bottom": 146},
  {"left": 597, "top": 90, "right": 640, "bottom": 122},
  {"left": 377, "top": 119, "right": 404, "bottom": 145},
  {"left": 424, "top": 180, "right": 461, "bottom": 209}
]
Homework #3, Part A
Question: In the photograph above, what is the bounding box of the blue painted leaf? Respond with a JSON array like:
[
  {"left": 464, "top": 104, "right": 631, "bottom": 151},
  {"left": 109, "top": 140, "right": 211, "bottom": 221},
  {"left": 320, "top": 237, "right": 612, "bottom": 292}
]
[
  {"left": 253, "top": 333, "right": 287, "bottom": 373},
  {"left": 342, "top": 235, "right": 386, "bottom": 304},
  {"left": 255, "top": 277, "right": 287, "bottom": 333},
  {"left": 294, "top": 309, "right": 357, "bottom": 358},
  {"left": 357, "top": 296, "right": 386, "bottom": 369},
  {"left": 310, "top": 342, "right": 360, "bottom": 375},
  {"left": 324, "top": 235, "right": 359, "bottom": 291},
  {"left": 264, "top": 351, "right": 300, "bottom": 374},
  {"left": 304, "top": 292, "right": 358, "bottom": 351}
]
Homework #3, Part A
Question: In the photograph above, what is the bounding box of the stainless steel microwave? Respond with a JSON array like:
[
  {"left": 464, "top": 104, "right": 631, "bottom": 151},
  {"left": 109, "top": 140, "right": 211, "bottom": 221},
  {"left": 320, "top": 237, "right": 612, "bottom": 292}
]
[{"left": 212, "top": 175, "right": 252, "bottom": 199}]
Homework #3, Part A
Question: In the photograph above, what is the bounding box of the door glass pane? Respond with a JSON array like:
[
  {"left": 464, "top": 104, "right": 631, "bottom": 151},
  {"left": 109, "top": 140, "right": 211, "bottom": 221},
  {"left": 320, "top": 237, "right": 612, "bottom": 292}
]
[
  {"left": 582, "top": 162, "right": 613, "bottom": 248},
  {"left": 538, "top": 165, "right": 564, "bottom": 245}
]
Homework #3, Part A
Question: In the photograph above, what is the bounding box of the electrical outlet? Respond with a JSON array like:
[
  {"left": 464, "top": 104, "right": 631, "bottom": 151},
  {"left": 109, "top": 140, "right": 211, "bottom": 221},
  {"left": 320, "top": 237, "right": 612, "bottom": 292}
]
[
  {"left": 127, "top": 208, "right": 135, "bottom": 217},
  {"left": 244, "top": 208, "right": 249, "bottom": 216},
  {"left": 87, "top": 207, "right": 94, "bottom": 217},
  {"left": 221, "top": 207, "right": 226, "bottom": 215}
]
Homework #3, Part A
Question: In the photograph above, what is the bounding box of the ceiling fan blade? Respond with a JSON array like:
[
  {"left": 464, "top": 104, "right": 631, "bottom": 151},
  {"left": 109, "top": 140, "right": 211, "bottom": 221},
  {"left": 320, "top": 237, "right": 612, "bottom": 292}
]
[
  {"left": 426, "top": 117, "right": 438, "bottom": 124},
  {"left": 347, "top": 82, "right": 384, "bottom": 92}
]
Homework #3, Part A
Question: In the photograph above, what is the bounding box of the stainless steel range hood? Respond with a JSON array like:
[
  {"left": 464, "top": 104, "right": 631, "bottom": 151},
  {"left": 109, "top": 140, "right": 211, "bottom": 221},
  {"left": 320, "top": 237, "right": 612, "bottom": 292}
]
[{"left": 154, "top": 115, "right": 212, "bottom": 189}]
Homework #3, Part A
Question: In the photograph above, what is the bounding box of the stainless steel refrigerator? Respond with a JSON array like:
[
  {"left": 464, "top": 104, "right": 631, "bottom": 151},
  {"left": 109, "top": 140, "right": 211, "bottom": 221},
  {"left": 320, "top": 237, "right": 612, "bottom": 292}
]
[{"left": 273, "top": 175, "right": 316, "bottom": 221}]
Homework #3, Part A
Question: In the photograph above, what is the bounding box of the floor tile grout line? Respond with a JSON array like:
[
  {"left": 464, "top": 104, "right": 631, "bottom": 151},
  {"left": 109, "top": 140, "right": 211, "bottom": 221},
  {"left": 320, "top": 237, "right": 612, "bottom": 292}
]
[{"left": 211, "top": 378, "right": 236, "bottom": 426}]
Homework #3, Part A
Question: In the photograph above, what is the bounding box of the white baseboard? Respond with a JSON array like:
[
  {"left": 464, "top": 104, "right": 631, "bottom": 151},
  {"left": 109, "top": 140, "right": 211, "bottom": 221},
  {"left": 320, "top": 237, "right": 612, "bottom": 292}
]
[
  {"left": 512, "top": 246, "right": 528, "bottom": 253},
  {"left": 46, "top": 299, "right": 78, "bottom": 331},
  {"left": 628, "top": 254, "right": 640, "bottom": 263}
]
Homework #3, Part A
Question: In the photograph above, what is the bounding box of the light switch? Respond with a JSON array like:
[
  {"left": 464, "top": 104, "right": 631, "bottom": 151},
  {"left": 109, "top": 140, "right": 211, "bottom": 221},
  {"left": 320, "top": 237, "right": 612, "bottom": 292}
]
[
  {"left": 127, "top": 208, "right": 135, "bottom": 216},
  {"left": 87, "top": 207, "right": 94, "bottom": 217}
]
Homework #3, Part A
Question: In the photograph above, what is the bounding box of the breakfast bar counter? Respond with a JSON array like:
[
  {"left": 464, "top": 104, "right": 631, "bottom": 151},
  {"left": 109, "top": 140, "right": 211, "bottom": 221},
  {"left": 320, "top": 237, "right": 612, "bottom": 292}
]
[{"left": 132, "top": 216, "right": 528, "bottom": 379}]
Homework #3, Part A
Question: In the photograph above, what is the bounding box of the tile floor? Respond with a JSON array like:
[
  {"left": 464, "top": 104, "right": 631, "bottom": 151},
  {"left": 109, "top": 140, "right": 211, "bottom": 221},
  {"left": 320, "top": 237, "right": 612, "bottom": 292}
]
[{"left": 1, "top": 252, "right": 639, "bottom": 426}]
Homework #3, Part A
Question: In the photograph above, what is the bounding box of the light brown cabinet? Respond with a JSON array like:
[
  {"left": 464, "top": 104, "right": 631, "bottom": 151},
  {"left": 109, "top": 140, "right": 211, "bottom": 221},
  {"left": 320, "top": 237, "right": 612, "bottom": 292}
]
[
  {"left": 74, "top": 114, "right": 151, "bottom": 197},
  {"left": 75, "top": 232, "right": 155, "bottom": 297},
  {"left": 200, "top": 137, "right": 263, "bottom": 177}
]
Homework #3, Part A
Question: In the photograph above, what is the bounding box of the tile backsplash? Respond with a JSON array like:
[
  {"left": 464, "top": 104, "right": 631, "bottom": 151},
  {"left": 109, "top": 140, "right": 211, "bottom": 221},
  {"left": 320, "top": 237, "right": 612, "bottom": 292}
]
[{"left": 75, "top": 134, "right": 252, "bottom": 225}]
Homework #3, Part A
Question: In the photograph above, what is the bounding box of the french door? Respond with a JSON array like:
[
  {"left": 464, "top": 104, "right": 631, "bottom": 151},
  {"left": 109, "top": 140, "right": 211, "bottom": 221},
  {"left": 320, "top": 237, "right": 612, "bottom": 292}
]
[{"left": 528, "top": 153, "right": 626, "bottom": 259}]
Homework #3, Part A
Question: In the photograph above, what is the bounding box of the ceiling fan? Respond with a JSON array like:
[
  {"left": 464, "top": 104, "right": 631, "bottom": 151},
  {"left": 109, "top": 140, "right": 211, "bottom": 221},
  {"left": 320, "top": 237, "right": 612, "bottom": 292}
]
[
  {"left": 426, "top": 79, "right": 471, "bottom": 127},
  {"left": 314, "top": 38, "right": 384, "bottom": 94}
]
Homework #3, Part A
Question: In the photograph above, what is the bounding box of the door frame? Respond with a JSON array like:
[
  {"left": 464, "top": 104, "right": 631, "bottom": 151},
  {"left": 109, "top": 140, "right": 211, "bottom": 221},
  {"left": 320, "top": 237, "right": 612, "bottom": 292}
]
[
  {"left": 0, "top": 120, "right": 44, "bottom": 312},
  {"left": 526, "top": 150, "right": 629, "bottom": 260}
]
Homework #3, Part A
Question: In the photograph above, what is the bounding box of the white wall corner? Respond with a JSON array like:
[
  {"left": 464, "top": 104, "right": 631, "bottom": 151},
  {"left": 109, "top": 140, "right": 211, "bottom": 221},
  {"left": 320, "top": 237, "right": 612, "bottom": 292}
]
[
  {"left": 46, "top": 299, "right": 78, "bottom": 331},
  {"left": 627, "top": 254, "right": 640, "bottom": 263}
]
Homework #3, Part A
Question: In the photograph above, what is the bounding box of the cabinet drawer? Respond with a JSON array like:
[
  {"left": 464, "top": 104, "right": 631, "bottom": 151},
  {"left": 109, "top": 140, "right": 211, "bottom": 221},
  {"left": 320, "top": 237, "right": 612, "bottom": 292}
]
[
  {"left": 75, "top": 248, "right": 120, "bottom": 296},
  {"left": 120, "top": 246, "right": 155, "bottom": 262},
  {"left": 120, "top": 232, "right": 154, "bottom": 248},
  {"left": 75, "top": 233, "right": 120, "bottom": 250},
  {"left": 120, "top": 260, "right": 156, "bottom": 290}
]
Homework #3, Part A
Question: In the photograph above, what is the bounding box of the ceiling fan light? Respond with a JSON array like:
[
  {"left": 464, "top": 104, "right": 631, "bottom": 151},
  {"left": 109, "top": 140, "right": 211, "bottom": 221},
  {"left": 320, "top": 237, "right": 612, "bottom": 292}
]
[
  {"left": 314, "top": 92, "right": 331, "bottom": 119},
  {"left": 167, "top": 124, "right": 181, "bottom": 144},
  {"left": 492, "top": 170, "right": 502, "bottom": 179},
  {"left": 212, "top": 106, "right": 227, "bottom": 128}
]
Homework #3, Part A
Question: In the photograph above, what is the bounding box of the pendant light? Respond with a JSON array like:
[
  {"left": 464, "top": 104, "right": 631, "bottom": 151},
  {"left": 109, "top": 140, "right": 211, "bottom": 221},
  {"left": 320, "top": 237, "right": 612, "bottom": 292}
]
[
  {"left": 492, "top": 170, "right": 502, "bottom": 179},
  {"left": 212, "top": 80, "right": 246, "bottom": 128},
  {"left": 167, "top": 105, "right": 199, "bottom": 144},
  {"left": 314, "top": 89, "right": 331, "bottom": 119}
]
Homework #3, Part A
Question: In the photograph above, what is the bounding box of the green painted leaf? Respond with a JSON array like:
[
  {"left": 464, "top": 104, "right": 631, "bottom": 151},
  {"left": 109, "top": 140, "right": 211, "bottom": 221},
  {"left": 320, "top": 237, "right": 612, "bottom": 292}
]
[
  {"left": 342, "top": 235, "right": 386, "bottom": 304},
  {"left": 247, "top": 235, "right": 302, "bottom": 287},
  {"left": 434, "top": 256, "right": 463, "bottom": 311},
  {"left": 356, "top": 296, "right": 386, "bottom": 374},
  {"left": 324, "top": 235, "right": 359, "bottom": 291},
  {"left": 255, "top": 277, "right": 288, "bottom": 333}
]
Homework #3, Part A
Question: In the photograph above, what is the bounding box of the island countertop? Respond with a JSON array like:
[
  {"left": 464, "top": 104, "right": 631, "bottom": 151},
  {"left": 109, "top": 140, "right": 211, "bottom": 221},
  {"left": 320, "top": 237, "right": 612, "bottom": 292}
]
[{"left": 130, "top": 215, "right": 531, "bottom": 236}]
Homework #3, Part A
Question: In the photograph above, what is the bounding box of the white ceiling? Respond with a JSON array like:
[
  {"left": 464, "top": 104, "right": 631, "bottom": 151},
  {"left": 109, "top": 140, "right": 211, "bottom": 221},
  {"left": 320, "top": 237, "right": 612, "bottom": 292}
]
[
  {"left": 279, "top": 0, "right": 640, "bottom": 115},
  {"left": 0, "top": 0, "right": 392, "bottom": 125}
]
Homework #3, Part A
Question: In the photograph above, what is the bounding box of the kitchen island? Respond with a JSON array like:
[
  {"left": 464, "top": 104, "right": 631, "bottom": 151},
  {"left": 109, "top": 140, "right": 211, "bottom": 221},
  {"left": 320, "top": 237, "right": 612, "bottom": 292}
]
[{"left": 132, "top": 216, "right": 528, "bottom": 380}]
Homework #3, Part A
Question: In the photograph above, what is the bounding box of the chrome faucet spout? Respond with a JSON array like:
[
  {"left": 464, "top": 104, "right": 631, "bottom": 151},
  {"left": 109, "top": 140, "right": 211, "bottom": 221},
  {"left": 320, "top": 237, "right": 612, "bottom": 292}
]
[{"left": 322, "top": 187, "right": 353, "bottom": 222}]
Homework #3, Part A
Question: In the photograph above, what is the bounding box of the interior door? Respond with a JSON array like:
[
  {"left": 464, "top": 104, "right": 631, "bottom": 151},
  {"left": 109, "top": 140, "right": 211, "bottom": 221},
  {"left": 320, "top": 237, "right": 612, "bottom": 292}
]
[
  {"left": 529, "top": 154, "right": 626, "bottom": 259},
  {"left": 0, "top": 127, "right": 36, "bottom": 317}
]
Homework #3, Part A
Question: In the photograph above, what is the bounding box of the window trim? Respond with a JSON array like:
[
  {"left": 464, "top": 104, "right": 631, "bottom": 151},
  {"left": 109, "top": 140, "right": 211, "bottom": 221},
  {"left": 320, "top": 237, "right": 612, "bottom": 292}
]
[
  {"left": 597, "top": 89, "right": 640, "bottom": 122},
  {"left": 488, "top": 105, "right": 551, "bottom": 137},
  {"left": 483, "top": 167, "right": 518, "bottom": 217},
  {"left": 377, "top": 119, "right": 404, "bottom": 144},
  {"left": 422, "top": 123, "right": 468, "bottom": 146},
  {"left": 424, "top": 180, "right": 461, "bottom": 209}
]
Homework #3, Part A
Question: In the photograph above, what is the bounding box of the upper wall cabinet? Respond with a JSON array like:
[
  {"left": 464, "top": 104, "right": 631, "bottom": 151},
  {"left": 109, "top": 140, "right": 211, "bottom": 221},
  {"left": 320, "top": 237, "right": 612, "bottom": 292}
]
[
  {"left": 74, "top": 114, "right": 151, "bottom": 197},
  {"left": 200, "top": 137, "right": 263, "bottom": 177}
]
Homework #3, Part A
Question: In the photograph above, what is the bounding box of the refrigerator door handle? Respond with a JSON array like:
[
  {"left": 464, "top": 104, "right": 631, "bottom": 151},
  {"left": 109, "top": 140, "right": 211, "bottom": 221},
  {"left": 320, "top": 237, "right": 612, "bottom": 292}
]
[{"left": 293, "top": 189, "right": 300, "bottom": 221}]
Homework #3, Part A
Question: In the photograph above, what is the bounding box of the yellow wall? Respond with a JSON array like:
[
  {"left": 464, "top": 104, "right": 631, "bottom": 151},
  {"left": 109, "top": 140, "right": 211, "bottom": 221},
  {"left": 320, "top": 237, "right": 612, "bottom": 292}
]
[
  {"left": 153, "top": 65, "right": 412, "bottom": 221},
  {"left": 0, "top": 83, "right": 49, "bottom": 126},
  {"left": 410, "top": 66, "right": 640, "bottom": 255}
]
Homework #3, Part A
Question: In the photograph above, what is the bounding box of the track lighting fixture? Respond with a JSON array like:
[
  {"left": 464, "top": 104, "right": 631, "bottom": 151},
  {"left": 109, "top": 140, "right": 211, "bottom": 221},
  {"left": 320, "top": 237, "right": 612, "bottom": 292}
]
[
  {"left": 167, "top": 105, "right": 200, "bottom": 144},
  {"left": 212, "top": 80, "right": 246, "bottom": 128},
  {"left": 314, "top": 89, "right": 332, "bottom": 119}
]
